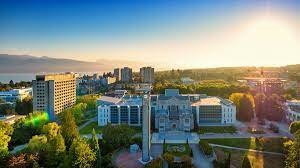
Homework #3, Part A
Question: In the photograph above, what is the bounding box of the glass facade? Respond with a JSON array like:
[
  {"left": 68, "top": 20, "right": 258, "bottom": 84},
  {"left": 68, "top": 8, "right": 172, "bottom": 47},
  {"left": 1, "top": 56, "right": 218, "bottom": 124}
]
[
  {"left": 120, "top": 106, "right": 129, "bottom": 124},
  {"left": 199, "top": 105, "right": 222, "bottom": 123},
  {"left": 110, "top": 106, "right": 119, "bottom": 124},
  {"left": 130, "top": 106, "right": 139, "bottom": 124}
]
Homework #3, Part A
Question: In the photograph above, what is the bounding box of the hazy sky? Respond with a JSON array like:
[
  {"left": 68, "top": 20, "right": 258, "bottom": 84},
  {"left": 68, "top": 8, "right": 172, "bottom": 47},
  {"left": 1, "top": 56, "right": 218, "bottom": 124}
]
[{"left": 0, "top": 0, "right": 299, "bottom": 69}]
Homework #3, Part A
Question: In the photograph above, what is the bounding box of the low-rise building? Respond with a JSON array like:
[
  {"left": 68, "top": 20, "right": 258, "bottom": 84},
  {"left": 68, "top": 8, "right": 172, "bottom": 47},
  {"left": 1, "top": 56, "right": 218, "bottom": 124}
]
[
  {"left": 0, "top": 88, "right": 32, "bottom": 103},
  {"left": 0, "top": 115, "right": 26, "bottom": 125},
  {"left": 98, "top": 89, "right": 237, "bottom": 132},
  {"left": 286, "top": 100, "right": 300, "bottom": 122}
]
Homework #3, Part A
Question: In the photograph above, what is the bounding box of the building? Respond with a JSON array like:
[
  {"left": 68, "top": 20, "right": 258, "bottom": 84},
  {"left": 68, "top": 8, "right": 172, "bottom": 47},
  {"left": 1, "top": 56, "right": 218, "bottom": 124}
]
[
  {"left": 0, "top": 115, "right": 26, "bottom": 125},
  {"left": 286, "top": 100, "right": 300, "bottom": 122},
  {"left": 140, "top": 67, "right": 154, "bottom": 83},
  {"left": 0, "top": 88, "right": 32, "bottom": 103},
  {"left": 98, "top": 89, "right": 236, "bottom": 132},
  {"left": 32, "top": 73, "right": 76, "bottom": 120},
  {"left": 181, "top": 77, "right": 195, "bottom": 85},
  {"left": 121, "top": 67, "right": 132, "bottom": 82},
  {"left": 98, "top": 95, "right": 143, "bottom": 126},
  {"left": 100, "top": 76, "right": 116, "bottom": 86},
  {"left": 114, "top": 68, "right": 120, "bottom": 81}
]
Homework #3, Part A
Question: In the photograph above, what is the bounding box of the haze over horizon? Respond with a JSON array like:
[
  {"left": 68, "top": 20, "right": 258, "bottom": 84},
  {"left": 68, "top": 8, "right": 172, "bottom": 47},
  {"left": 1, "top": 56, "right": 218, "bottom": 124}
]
[{"left": 1, "top": 0, "right": 300, "bottom": 69}]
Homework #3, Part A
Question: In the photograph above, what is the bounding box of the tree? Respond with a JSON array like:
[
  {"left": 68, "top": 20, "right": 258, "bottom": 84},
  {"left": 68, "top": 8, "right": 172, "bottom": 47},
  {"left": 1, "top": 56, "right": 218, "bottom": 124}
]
[
  {"left": 27, "top": 135, "right": 47, "bottom": 153},
  {"left": 285, "top": 131, "right": 300, "bottom": 168},
  {"left": 69, "top": 138, "right": 96, "bottom": 168},
  {"left": 7, "top": 153, "right": 39, "bottom": 168},
  {"left": 60, "top": 110, "right": 79, "bottom": 149},
  {"left": 289, "top": 121, "right": 300, "bottom": 134},
  {"left": 90, "top": 129, "right": 101, "bottom": 168},
  {"left": 0, "top": 121, "right": 13, "bottom": 162},
  {"left": 45, "top": 133, "right": 66, "bottom": 168},
  {"left": 101, "top": 124, "right": 134, "bottom": 151},
  {"left": 181, "top": 155, "right": 192, "bottom": 168},
  {"left": 0, "top": 103, "right": 15, "bottom": 115},
  {"left": 69, "top": 103, "right": 87, "bottom": 125},
  {"left": 264, "top": 94, "right": 284, "bottom": 121},
  {"left": 229, "top": 93, "right": 254, "bottom": 121},
  {"left": 15, "top": 96, "right": 33, "bottom": 115},
  {"left": 146, "top": 157, "right": 163, "bottom": 168},
  {"left": 242, "top": 154, "right": 251, "bottom": 168},
  {"left": 254, "top": 93, "right": 266, "bottom": 119},
  {"left": 163, "top": 153, "right": 174, "bottom": 165},
  {"left": 42, "top": 122, "right": 60, "bottom": 140}
]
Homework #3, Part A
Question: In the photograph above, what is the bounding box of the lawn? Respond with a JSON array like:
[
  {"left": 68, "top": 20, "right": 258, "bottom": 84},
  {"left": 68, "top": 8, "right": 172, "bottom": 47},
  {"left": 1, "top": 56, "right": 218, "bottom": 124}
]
[
  {"left": 79, "top": 122, "right": 103, "bottom": 134},
  {"left": 202, "top": 137, "right": 288, "bottom": 153},
  {"left": 214, "top": 147, "right": 285, "bottom": 168},
  {"left": 198, "top": 126, "right": 237, "bottom": 134},
  {"left": 163, "top": 143, "right": 191, "bottom": 157}
]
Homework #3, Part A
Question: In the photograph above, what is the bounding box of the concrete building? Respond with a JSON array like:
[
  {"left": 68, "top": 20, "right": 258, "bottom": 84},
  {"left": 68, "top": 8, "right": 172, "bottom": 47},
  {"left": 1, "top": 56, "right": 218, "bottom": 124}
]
[
  {"left": 98, "top": 89, "right": 236, "bottom": 132},
  {"left": 0, "top": 88, "right": 32, "bottom": 103},
  {"left": 32, "top": 73, "right": 76, "bottom": 120},
  {"left": 100, "top": 76, "right": 116, "bottom": 86},
  {"left": 98, "top": 95, "right": 143, "bottom": 126},
  {"left": 114, "top": 68, "right": 120, "bottom": 81},
  {"left": 286, "top": 100, "right": 300, "bottom": 122},
  {"left": 140, "top": 67, "right": 154, "bottom": 83},
  {"left": 141, "top": 94, "right": 151, "bottom": 163},
  {"left": 121, "top": 67, "right": 132, "bottom": 82}
]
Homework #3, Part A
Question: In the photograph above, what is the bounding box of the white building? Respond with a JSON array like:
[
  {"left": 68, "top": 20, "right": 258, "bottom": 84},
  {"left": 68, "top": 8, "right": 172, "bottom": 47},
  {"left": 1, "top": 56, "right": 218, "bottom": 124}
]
[
  {"left": 0, "top": 88, "right": 32, "bottom": 103},
  {"left": 286, "top": 100, "right": 300, "bottom": 122}
]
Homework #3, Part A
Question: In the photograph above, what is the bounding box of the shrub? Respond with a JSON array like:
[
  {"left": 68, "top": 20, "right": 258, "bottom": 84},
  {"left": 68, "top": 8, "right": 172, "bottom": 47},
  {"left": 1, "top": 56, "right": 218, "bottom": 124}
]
[
  {"left": 163, "top": 153, "right": 174, "bottom": 164},
  {"left": 289, "top": 121, "right": 300, "bottom": 134},
  {"left": 146, "top": 157, "right": 163, "bottom": 168},
  {"left": 199, "top": 140, "right": 213, "bottom": 156}
]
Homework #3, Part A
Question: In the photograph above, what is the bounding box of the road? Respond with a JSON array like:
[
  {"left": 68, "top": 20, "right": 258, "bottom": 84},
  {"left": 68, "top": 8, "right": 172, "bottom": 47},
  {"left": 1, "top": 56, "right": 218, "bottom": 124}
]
[
  {"left": 210, "top": 144, "right": 286, "bottom": 156},
  {"left": 190, "top": 144, "right": 213, "bottom": 168}
]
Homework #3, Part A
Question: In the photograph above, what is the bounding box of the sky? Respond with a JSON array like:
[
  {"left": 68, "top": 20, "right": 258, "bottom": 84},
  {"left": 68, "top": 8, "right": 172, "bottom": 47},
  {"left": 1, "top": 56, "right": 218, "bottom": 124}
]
[{"left": 0, "top": 0, "right": 300, "bottom": 69}]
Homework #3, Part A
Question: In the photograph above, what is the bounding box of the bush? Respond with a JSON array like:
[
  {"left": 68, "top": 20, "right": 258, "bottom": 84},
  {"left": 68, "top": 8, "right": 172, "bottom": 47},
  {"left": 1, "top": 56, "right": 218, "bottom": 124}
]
[
  {"left": 289, "top": 121, "right": 300, "bottom": 134},
  {"left": 146, "top": 157, "right": 163, "bottom": 168},
  {"left": 163, "top": 153, "right": 174, "bottom": 164},
  {"left": 199, "top": 140, "right": 213, "bottom": 156}
]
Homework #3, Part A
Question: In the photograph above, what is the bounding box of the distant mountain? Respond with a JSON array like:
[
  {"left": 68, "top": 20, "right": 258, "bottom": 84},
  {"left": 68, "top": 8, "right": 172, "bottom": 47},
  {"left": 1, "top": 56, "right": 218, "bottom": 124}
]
[{"left": 0, "top": 54, "right": 150, "bottom": 73}]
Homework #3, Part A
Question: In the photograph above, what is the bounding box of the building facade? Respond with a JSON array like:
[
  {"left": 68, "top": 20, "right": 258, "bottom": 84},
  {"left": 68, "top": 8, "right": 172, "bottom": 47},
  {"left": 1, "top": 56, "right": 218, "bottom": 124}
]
[
  {"left": 32, "top": 73, "right": 76, "bottom": 120},
  {"left": 140, "top": 67, "right": 154, "bottom": 83},
  {"left": 121, "top": 67, "right": 133, "bottom": 82},
  {"left": 98, "top": 89, "right": 236, "bottom": 132},
  {"left": 114, "top": 68, "right": 120, "bottom": 81},
  {"left": 0, "top": 88, "right": 32, "bottom": 103},
  {"left": 286, "top": 100, "right": 300, "bottom": 122}
]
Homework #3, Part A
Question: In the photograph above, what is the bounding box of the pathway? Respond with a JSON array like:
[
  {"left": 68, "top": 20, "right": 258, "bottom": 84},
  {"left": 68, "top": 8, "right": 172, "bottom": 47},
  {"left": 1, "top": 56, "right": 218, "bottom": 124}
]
[
  {"left": 190, "top": 144, "right": 213, "bottom": 168},
  {"left": 78, "top": 116, "right": 97, "bottom": 130},
  {"left": 210, "top": 144, "right": 286, "bottom": 156}
]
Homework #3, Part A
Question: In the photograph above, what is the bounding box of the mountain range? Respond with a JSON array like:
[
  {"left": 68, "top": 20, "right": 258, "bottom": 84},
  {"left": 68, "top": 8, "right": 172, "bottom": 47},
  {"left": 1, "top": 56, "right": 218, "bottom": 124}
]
[{"left": 0, "top": 54, "right": 153, "bottom": 73}]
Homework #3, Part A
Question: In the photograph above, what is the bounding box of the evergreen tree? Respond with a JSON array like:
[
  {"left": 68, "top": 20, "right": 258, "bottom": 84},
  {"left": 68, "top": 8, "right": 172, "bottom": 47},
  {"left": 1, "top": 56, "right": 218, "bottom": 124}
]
[
  {"left": 69, "top": 138, "right": 96, "bottom": 168},
  {"left": 242, "top": 154, "right": 251, "bottom": 168},
  {"left": 91, "top": 129, "right": 101, "bottom": 168},
  {"left": 60, "top": 110, "right": 79, "bottom": 149}
]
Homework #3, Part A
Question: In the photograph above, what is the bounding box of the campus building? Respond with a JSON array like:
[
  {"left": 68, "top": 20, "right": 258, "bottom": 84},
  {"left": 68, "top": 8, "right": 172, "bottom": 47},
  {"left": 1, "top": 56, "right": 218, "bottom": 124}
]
[
  {"left": 140, "top": 67, "right": 154, "bottom": 83},
  {"left": 0, "top": 88, "right": 32, "bottom": 103},
  {"left": 32, "top": 73, "right": 76, "bottom": 120},
  {"left": 114, "top": 68, "right": 120, "bottom": 81},
  {"left": 286, "top": 100, "right": 300, "bottom": 122},
  {"left": 98, "top": 89, "right": 236, "bottom": 132}
]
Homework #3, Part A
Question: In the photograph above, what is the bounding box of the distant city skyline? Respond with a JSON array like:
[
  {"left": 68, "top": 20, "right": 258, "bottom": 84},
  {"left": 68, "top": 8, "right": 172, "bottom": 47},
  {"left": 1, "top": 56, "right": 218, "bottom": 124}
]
[{"left": 0, "top": 0, "right": 299, "bottom": 69}]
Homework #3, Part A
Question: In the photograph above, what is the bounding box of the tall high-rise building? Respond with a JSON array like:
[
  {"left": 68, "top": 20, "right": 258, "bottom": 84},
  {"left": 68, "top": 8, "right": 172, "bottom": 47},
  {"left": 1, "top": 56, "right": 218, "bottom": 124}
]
[
  {"left": 114, "top": 68, "right": 120, "bottom": 81},
  {"left": 121, "top": 67, "right": 132, "bottom": 82},
  {"left": 32, "top": 73, "right": 76, "bottom": 120},
  {"left": 140, "top": 67, "right": 154, "bottom": 83}
]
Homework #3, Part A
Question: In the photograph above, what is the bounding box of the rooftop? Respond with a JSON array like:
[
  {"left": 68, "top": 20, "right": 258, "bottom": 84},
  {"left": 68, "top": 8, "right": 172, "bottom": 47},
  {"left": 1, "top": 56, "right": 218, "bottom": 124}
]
[
  {"left": 98, "top": 96, "right": 121, "bottom": 104},
  {"left": 191, "top": 97, "right": 221, "bottom": 106}
]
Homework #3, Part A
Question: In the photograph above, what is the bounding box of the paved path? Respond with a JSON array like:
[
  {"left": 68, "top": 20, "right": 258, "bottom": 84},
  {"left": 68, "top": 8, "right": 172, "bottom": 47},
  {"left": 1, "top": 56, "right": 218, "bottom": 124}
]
[
  {"left": 190, "top": 144, "right": 213, "bottom": 168},
  {"left": 199, "top": 133, "right": 285, "bottom": 139},
  {"left": 10, "top": 143, "right": 28, "bottom": 154},
  {"left": 210, "top": 144, "right": 286, "bottom": 156},
  {"left": 78, "top": 116, "right": 97, "bottom": 130}
]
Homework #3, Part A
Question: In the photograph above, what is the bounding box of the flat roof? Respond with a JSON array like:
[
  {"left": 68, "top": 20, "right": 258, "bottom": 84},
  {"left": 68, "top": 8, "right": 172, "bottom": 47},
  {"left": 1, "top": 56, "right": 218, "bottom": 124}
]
[{"left": 191, "top": 97, "right": 221, "bottom": 106}]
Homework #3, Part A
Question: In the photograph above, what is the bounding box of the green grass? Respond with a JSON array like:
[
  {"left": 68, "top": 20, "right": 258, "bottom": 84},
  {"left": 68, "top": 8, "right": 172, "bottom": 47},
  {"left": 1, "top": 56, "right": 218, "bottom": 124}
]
[
  {"left": 163, "top": 143, "right": 191, "bottom": 157},
  {"left": 198, "top": 126, "right": 237, "bottom": 134},
  {"left": 202, "top": 137, "right": 288, "bottom": 153},
  {"left": 79, "top": 122, "right": 103, "bottom": 134}
]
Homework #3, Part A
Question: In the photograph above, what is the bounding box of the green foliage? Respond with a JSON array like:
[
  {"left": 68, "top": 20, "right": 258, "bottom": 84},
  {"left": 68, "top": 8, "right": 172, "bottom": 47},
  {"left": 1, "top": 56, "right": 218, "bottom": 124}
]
[
  {"left": 229, "top": 93, "right": 254, "bottom": 121},
  {"left": 146, "top": 157, "right": 163, "bottom": 168},
  {"left": 0, "top": 103, "right": 15, "bottom": 115},
  {"left": 241, "top": 154, "right": 251, "bottom": 168},
  {"left": 101, "top": 124, "right": 134, "bottom": 151},
  {"left": 181, "top": 155, "right": 192, "bottom": 168},
  {"left": 27, "top": 135, "right": 47, "bottom": 153},
  {"left": 289, "top": 121, "right": 300, "bottom": 134},
  {"left": 90, "top": 129, "right": 101, "bottom": 168},
  {"left": 153, "top": 80, "right": 250, "bottom": 98},
  {"left": 79, "top": 122, "right": 103, "bottom": 134},
  {"left": 7, "top": 153, "right": 39, "bottom": 168},
  {"left": 45, "top": 133, "right": 66, "bottom": 168},
  {"left": 0, "top": 121, "right": 13, "bottom": 162},
  {"left": 69, "top": 138, "right": 96, "bottom": 168},
  {"left": 254, "top": 93, "right": 266, "bottom": 119},
  {"left": 60, "top": 110, "right": 79, "bottom": 149},
  {"left": 42, "top": 122, "right": 60, "bottom": 140},
  {"left": 199, "top": 140, "right": 213, "bottom": 156},
  {"left": 15, "top": 96, "right": 33, "bottom": 115},
  {"left": 285, "top": 131, "right": 300, "bottom": 168},
  {"left": 76, "top": 95, "right": 97, "bottom": 111},
  {"left": 264, "top": 94, "right": 284, "bottom": 121},
  {"left": 163, "top": 152, "right": 174, "bottom": 164},
  {"left": 198, "top": 126, "right": 237, "bottom": 134}
]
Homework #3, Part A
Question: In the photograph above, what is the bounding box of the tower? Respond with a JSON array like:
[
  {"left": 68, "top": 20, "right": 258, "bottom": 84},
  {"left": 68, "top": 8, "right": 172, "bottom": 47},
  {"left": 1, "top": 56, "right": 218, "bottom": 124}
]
[{"left": 142, "top": 93, "right": 151, "bottom": 162}]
